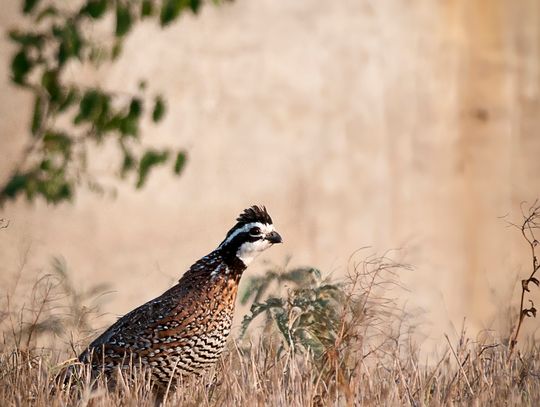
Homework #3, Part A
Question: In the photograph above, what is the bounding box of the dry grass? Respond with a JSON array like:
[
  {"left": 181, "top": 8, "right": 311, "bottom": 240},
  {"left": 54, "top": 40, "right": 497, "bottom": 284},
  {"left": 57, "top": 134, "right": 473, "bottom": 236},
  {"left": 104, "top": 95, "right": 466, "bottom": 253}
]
[
  {"left": 1, "top": 328, "right": 539, "bottom": 406},
  {"left": 1, "top": 253, "right": 539, "bottom": 406},
  {"left": 2, "top": 203, "right": 540, "bottom": 406}
]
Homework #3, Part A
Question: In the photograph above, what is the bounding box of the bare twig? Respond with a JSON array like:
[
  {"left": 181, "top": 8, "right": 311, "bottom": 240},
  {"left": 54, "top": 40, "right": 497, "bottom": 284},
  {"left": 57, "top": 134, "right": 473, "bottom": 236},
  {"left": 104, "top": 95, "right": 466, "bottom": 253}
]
[{"left": 509, "top": 200, "right": 540, "bottom": 355}]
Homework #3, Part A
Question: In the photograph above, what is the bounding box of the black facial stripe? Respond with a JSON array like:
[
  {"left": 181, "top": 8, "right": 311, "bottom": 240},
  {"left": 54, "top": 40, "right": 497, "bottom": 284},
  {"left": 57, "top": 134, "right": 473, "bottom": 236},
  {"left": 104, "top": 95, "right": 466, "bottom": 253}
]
[
  {"left": 220, "top": 232, "right": 259, "bottom": 253},
  {"left": 219, "top": 231, "right": 262, "bottom": 267}
]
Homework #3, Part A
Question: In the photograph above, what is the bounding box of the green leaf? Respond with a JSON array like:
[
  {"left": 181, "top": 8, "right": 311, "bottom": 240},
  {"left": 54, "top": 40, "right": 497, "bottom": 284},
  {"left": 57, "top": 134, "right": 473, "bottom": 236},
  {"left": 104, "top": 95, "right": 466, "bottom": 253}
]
[
  {"left": 115, "top": 3, "right": 132, "bottom": 37},
  {"left": 82, "top": 0, "right": 108, "bottom": 19},
  {"left": 121, "top": 150, "right": 135, "bottom": 177},
  {"left": 152, "top": 96, "right": 166, "bottom": 122},
  {"left": 119, "top": 116, "right": 138, "bottom": 136},
  {"left": 274, "top": 310, "right": 291, "bottom": 344},
  {"left": 8, "top": 31, "right": 44, "bottom": 48},
  {"left": 43, "top": 132, "right": 72, "bottom": 154},
  {"left": 74, "top": 90, "right": 104, "bottom": 124},
  {"left": 111, "top": 40, "right": 123, "bottom": 60},
  {"left": 31, "top": 95, "right": 44, "bottom": 136},
  {"left": 141, "top": 0, "right": 154, "bottom": 17},
  {"left": 23, "top": 0, "right": 41, "bottom": 14},
  {"left": 284, "top": 267, "right": 320, "bottom": 285},
  {"left": 103, "top": 114, "right": 121, "bottom": 133},
  {"left": 113, "top": 100, "right": 143, "bottom": 139},
  {"left": 240, "top": 298, "right": 285, "bottom": 338},
  {"left": 58, "top": 87, "right": 80, "bottom": 112},
  {"left": 57, "top": 23, "right": 83, "bottom": 66},
  {"left": 119, "top": 99, "right": 140, "bottom": 136},
  {"left": 11, "top": 50, "right": 32, "bottom": 84},
  {"left": 40, "top": 158, "right": 51, "bottom": 171},
  {"left": 93, "top": 95, "right": 112, "bottom": 135},
  {"left": 39, "top": 175, "right": 73, "bottom": 203},
  {"left": 128, "top": 98, "right": 142, "bottom": 118},
  {"left": 51, "top": 25, "right": 63, "bottom": 38},
  {"left": 189, "top": 0, "right": 201, "bottom": 13},
  {"left": 41, "top": 70, "right": 61, "bottom": 102},
  {"left": 1, "top": 173, "right": 28, "bottom": 199},
  {"left": 160, "top": 0, "right": 184, "bottom": 26},
  {"left": 136, "top": 150, "right": 169, "bottom": 188},
  {"left": 36, "top": 5, "right": 58, "bottom": 22},
  {"left": 35, "top": 163, "right": 72, "bottom": 203},
  {"left": 173, "top": 151, "right": 187, "bottom": 175},
  {"left": 58, "top": 182, "right": 74, "bottom": 202}
]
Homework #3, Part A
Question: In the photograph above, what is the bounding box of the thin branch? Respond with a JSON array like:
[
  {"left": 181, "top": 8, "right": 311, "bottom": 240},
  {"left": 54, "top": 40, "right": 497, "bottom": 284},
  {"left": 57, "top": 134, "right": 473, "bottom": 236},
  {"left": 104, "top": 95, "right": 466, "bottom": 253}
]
[{"left": 509, "top": 201, "right": 540, "bottom": 355}]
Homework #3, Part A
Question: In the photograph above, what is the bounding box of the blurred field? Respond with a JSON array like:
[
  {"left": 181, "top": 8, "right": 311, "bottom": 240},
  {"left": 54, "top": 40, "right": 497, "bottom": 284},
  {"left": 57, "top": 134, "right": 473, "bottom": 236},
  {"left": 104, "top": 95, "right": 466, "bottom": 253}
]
[{"left": 2, "top": 0, "right": 540, "bottom": 404}]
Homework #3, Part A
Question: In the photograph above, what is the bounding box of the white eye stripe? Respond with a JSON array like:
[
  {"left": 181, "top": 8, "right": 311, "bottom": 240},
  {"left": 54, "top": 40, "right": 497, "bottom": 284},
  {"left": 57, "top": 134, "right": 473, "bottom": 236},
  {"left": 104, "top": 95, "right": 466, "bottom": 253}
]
[{"left": 220, "top": 222, "right": 274, "bottom": 248}]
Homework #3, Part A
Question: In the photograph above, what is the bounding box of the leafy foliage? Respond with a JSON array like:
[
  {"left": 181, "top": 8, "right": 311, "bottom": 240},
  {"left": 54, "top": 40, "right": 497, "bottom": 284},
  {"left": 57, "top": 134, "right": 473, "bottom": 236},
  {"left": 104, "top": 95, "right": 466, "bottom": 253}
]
[
  {"left": 240, "top": 266, "right": 344, "bottom": 358},
  {"left": 240, "top": 255, "right": 410, "bottom": 372},
  {"left": 238, "top": 255, "right": 415, "bottom": 404},
  {"left": 1, "top": 0, "right": 227, "bottom": 206}
]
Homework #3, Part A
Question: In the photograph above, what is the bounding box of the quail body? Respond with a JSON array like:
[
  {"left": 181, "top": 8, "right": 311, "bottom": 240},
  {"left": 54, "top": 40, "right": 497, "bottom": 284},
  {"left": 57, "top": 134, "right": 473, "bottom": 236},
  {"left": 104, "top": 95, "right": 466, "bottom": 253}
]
[{"left": 78, "top": 206, "right": 282, "bottom": 389}]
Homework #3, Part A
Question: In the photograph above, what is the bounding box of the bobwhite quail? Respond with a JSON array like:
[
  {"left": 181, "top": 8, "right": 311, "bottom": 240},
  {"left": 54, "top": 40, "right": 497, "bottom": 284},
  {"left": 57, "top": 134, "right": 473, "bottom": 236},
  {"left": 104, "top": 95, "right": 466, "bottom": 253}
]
[{"left": 77, "top": 205, "right": 282, "bottom": 389}]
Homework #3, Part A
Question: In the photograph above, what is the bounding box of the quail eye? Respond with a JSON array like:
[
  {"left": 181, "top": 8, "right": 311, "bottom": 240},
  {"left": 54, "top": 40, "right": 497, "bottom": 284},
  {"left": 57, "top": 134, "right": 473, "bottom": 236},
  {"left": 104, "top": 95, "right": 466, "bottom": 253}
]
[{"left": 249, "top": 226, "right": 261, "bottom": 236}]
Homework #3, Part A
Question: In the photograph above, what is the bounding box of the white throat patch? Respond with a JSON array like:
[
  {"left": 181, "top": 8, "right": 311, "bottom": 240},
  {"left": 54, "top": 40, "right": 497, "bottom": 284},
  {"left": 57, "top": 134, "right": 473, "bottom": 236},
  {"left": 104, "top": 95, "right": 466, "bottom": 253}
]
[
  {"left": 219, "top": 222, "right": 276, "bottom": 266},
  {"left": 236, "top": 238, "right": 274, "bottom": 266}
]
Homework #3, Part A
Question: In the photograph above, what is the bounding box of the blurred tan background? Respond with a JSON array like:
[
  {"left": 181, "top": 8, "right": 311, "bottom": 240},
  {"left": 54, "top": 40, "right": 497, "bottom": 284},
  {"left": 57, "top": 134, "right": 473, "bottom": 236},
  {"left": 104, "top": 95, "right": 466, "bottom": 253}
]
[{"left": 1, "top": 0, "right": 540, "bottom": 347}]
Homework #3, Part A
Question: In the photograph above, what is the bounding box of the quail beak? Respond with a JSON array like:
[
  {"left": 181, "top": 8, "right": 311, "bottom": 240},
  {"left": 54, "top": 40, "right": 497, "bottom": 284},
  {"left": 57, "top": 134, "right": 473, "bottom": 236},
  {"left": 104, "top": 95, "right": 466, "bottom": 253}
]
[{"left": 265, "top": 231, "right": 283, "bottom": 244}]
